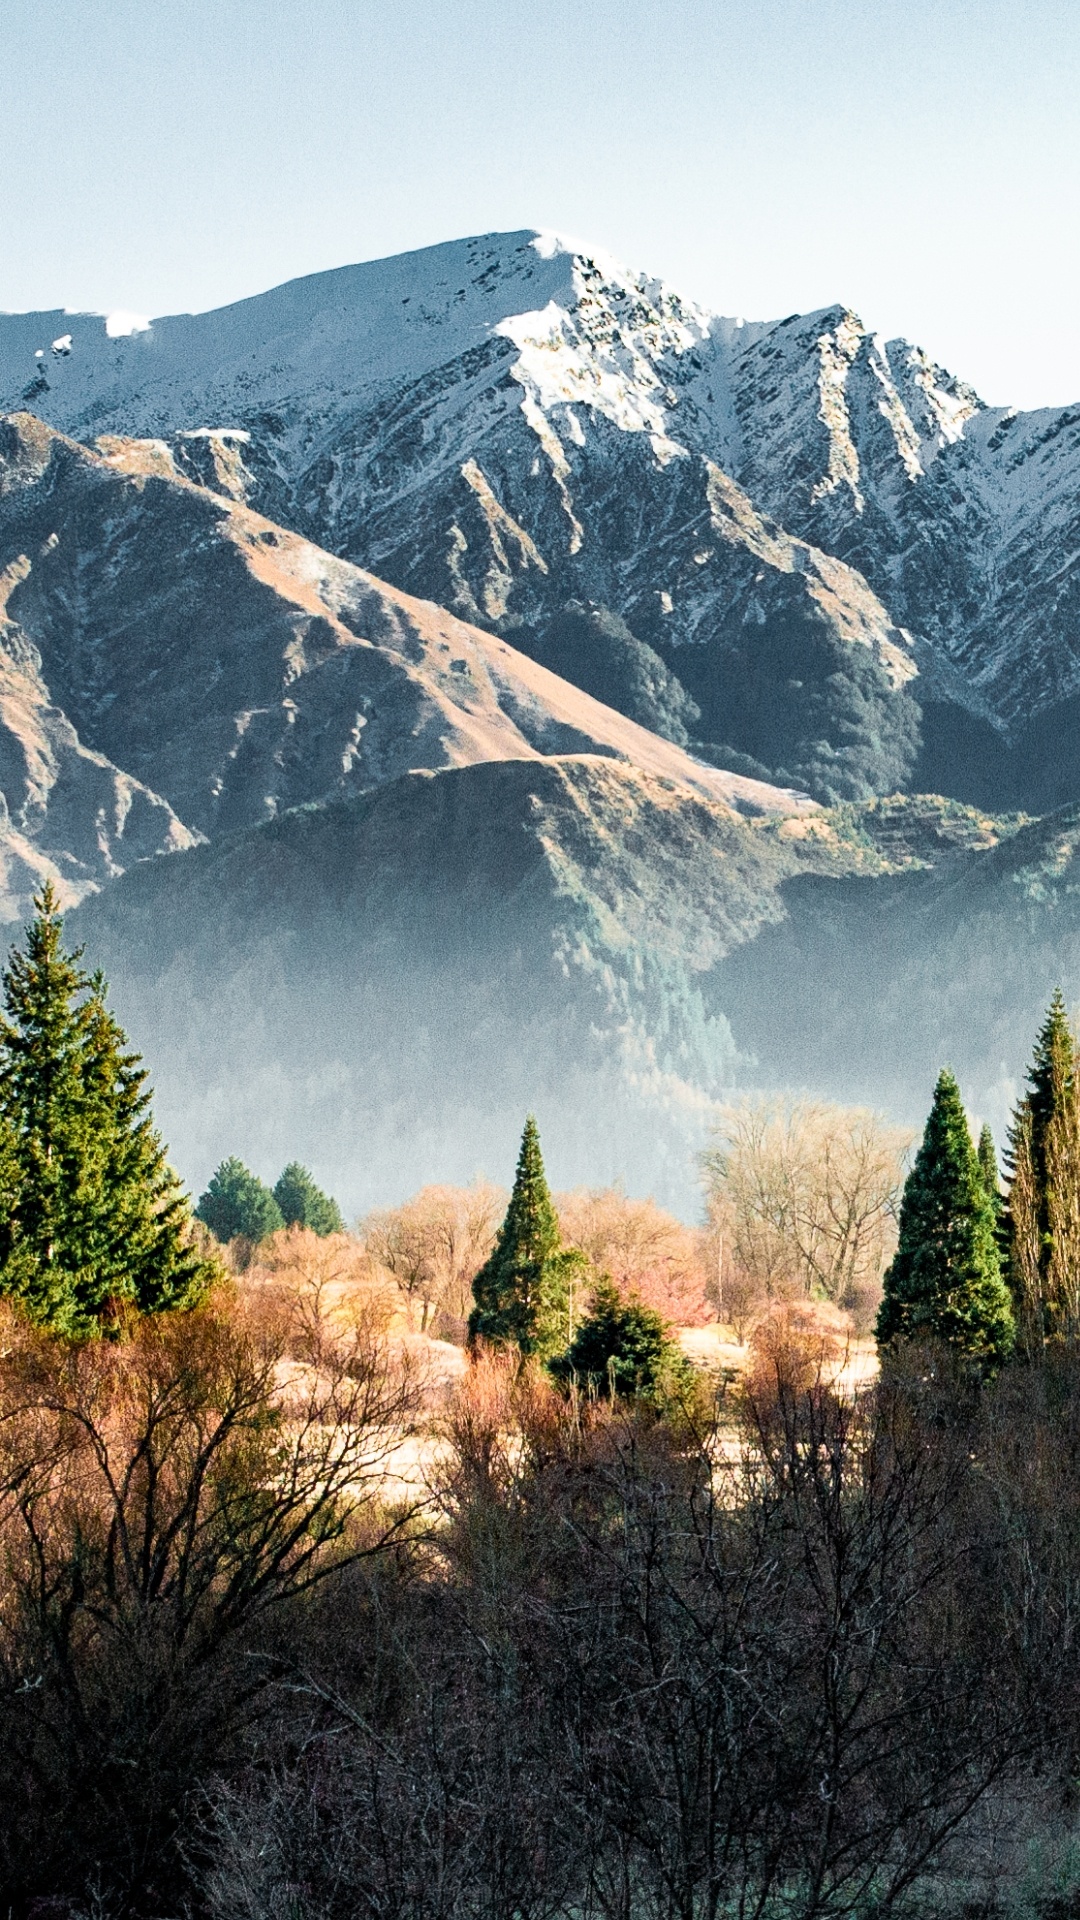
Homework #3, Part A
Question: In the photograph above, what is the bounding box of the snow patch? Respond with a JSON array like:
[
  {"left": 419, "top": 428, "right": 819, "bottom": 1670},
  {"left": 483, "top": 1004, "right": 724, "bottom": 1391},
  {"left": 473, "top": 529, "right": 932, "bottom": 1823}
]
[
  {"left": 105, "top": 310, "right": 151, "bottom": 339},
  {"left": 810, "top": 314, "right": 865, "bottom": 512}
]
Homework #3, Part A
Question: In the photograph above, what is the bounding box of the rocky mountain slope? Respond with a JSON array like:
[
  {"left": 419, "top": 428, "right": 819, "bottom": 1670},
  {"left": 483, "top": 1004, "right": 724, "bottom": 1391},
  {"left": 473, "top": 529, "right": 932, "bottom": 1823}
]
[
  {"left": 72, "top": 755, "right": 883, "bottom": 1211},
  {"left": 4, "top": 231, "right": 1078, "bottom": 806},
  {"left": 0, "top": 410, "right": 806, "bottom": 918}
]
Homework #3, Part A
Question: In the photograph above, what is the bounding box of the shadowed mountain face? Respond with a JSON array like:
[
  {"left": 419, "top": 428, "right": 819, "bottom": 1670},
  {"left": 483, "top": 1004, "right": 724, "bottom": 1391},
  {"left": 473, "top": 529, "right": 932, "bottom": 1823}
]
[
  {"left": 72, "top": 755, "right": 881, "bottom": 1214},
  {"left": 5, "top": 230, "right": 1079, "bottom": 807},
  {"left": 716, "top": 804, "right": 1080, "bottom": 1138},
  {"left": 71, "top": 765, "right": 1075, "bottom": 1215}
]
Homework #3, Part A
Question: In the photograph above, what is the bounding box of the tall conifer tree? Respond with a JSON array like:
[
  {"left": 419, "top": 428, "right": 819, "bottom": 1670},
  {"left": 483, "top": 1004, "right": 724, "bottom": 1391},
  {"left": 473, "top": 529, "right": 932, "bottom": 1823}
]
[
  {"left": 978, "top": 1124, "right": 1001, "bottom": 1211},
  {"left": 468, "top": 1115, "right": 582, "bottom": 1359},
  {"left": 196, "top": 1158, "right": 283, "bottom": 1244},
  {"left": 1004, "top": 991, "right": 1080, "bottom": 1354},
  {"left": 0, "top": 885, "right": 213, "bottom": 1336},
  {"left": 877, "top": 1069, "right": 1014, "bottom": 1367}
]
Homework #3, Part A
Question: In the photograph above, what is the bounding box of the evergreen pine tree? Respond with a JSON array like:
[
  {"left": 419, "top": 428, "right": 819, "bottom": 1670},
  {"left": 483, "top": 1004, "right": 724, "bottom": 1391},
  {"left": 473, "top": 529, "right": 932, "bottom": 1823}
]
[
  {"left": 273, "top": 1162, "right": 344, "bottom": 1236},
  {"left": 196, "top": 1158, "right": 284, "bottom": 1244},
  {"left": 549, "top": 1276, "right": 692, "bottom": 1400},
  {"left": 877, "top": 1069, "right": 1014, "bottom": 1367},
  {"left": 978, "top": 1124, "right": 1001, "bottom": 1212},
  {"left": 0, "top": 885, "right": 214, "bottom": 1336},
  {"left": 1004, "top": 991, "right": 1080, "bottom": 1353},
  {"left": 468, "top": 1115, "right": 583, "bottom": 1359}
]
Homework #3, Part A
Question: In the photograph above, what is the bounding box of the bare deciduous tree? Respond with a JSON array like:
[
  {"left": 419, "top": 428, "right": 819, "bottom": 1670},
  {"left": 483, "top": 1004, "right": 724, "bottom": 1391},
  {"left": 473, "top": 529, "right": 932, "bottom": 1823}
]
[
  {"left": 555, "top": 1187, "right": 711, "bottom": 1324},
  {"left": 247, "top": 1222, "right": 397, "bottom": 1340},
  {"left": 701, "top": 1098, "right": 910, "bottom": 1329},
  {"left": 362, "top": 1181, "right": 505, "bottom": 1337}
]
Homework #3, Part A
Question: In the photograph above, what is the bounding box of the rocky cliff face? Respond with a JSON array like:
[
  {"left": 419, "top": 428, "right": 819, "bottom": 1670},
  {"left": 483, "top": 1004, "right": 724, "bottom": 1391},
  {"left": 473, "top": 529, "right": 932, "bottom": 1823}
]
[{"left": 5, "top": 230, "right": 1077, "bottom": 806}]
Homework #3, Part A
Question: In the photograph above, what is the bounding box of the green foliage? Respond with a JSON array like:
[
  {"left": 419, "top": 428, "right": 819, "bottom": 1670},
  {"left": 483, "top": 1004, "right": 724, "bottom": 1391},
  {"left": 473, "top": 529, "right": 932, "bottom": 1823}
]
[
  {"left": 1004, "top": 989, "right": 1080, "bottom": 1352},
  {"left": 977, "top": 1122, "right": 1001, "bottom": 1205},
  {"left": 469, "top": 1115, "right": 581, "bottom": 1359},
  {"left": 196, "top": 1158, "right": 283, "bottom": 1244},
  {"left": 877, "top": 1068, "right": 1015, "bottom": 1368},
  {"left": 0, "top": 885, "right": 214, "bottom": 1336},
  {"left": 550, "top": 1275, "right": 692, "bottom": 1400},
  {"left": 273, "top": 1162, "right": 344, "bottom": 1236},
  {"left": 536, "top": 601, "right": 701, "bottom": 746}
]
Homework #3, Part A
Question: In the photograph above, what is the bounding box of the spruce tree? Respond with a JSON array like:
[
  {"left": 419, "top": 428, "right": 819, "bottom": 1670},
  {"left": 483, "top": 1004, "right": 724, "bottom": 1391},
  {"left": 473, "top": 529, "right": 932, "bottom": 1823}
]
[
  {"left": 196, "top": 1158, "right": 284, "bottom": 1244},
  {"left": 273, "top": 1162, "right": 344, "bottom": 1236},
  {"left": 0, "top": 885, "right": 214, "bottom": 1336},
  {"left": 877, "top": 1069, "right": 1014, "bottom": 1368},
  {"left": 468, "top": 1115, "right": 583, "bottom": 1359},
  {"left": 549, "top": 1276, "right": 692, "bottom": 1400},
  {"left": 1004, "top": 992, "right": 1080, "bottom": 1353},
  {"left": 978, "top": 1124, "right": 1001, "bottom": 1213}
]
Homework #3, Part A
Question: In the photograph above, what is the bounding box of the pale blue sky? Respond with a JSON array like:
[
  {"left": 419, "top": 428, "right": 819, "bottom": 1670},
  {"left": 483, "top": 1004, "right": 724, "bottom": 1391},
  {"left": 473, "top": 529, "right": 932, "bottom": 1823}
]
[{"left": 2, "top": 0, "right": 1078, "bottom": 407}]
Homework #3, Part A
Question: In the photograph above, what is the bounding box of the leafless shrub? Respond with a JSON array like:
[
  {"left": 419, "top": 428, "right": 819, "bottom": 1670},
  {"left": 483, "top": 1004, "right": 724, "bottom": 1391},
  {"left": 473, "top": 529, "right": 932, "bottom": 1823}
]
[
  {"left": 744, "top": 1295, "right": 853, "bottom": 1410},
  {"left": 361, "top": 1181, "right": 505, "bottom": 1339},
  {"left": 243, "top": 1222, "right": 397, "bottom": 1346},
  {"left": 0, "top": 1282, "right": 420, "bottom": 1911}
]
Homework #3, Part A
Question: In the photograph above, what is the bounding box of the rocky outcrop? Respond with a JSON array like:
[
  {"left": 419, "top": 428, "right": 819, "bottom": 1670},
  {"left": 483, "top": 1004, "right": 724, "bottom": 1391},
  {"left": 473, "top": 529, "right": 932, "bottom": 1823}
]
[{"left": 0, "top": 525, "right": 194, "bottom": 917}]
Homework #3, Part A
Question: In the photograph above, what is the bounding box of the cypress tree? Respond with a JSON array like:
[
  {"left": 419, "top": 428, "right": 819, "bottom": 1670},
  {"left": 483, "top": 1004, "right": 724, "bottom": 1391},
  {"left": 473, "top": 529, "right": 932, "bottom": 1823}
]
[
  {"left": 877, "top": 1069, "right": 1014, "bottom": 1368},
  {"left": 468, "top": 1115, "right": 582, "bottom": 1359},
  {"left": 1004, "top": 991, "right": 1080, "bottom": 1353},
  {"left": 0, "top": 885, "right": 214, "bottom": 1336},
  {"left": 273, "top": 1162, "right": 344, "bottom": 1236}
]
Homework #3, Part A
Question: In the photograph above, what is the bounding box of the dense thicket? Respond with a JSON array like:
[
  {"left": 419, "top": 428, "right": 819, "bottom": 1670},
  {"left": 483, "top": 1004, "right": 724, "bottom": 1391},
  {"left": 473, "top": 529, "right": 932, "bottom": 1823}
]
[
  {"left": 199, "top": 1357, "right": 1080, "bottom": 1920},
  {"left": 4, "top": 1305, "right": 1078, "bottom": 1919},
  {"left": 0, "top": 1270, "right": 418, "bottom": 1915}
]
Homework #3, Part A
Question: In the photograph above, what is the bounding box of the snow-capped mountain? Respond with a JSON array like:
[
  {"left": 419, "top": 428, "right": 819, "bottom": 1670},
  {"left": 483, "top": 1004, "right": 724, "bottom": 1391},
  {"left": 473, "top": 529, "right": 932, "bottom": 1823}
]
[{"left": 4, "top": 229, "right": 1077, "bottom": 807}]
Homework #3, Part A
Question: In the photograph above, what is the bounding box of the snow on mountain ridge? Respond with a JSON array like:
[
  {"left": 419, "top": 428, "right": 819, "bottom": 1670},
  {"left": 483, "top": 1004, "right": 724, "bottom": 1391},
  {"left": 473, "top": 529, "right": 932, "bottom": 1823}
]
[{"left": 5, "top": 230, "right": 1080, "bottom": 779}]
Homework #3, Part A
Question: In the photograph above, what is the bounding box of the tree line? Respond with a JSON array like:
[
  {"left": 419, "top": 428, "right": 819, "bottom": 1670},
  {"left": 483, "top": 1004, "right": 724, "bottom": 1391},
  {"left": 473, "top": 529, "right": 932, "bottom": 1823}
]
[
  {"left": 1, "top": 890, "right": 1080, "bottom": 1915},
  {"left": 877, "top": 991, "right": 1080, "bottom": 1370}
]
